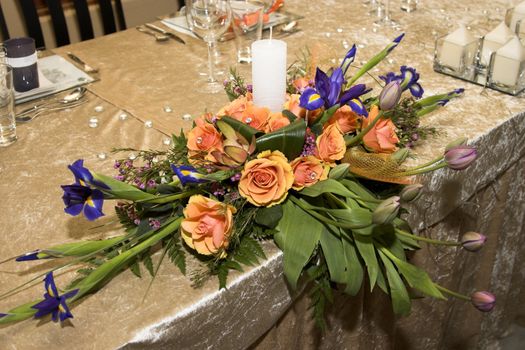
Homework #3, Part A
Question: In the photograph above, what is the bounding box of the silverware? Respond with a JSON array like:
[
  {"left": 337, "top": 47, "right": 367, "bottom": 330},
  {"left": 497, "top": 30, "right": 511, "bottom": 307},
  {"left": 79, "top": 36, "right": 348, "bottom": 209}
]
[
  {"left": 16, "top": 99, "right": 88, "bottom": 123},
  {"left": 16, "top": 87, "right": 87, "bottom": 116},
  {"left": 67, "top": 52, "right": 99, "bottom": 73},
  {"left": 144, "top": 23, "right": 186, "bottom": 44},
  {"left": 136, "top": 26, "right": 170, "bottom": 42}
]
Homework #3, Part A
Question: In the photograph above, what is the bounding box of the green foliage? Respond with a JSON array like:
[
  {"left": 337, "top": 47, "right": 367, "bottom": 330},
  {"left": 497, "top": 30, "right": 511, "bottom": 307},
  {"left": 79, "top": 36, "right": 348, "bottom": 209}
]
[
  {"left": 254, "top": 205, "right": 283, "bottom": 229},
  {"left": 256, "top": 119, "right": 307, "bottom": 160},
  {"left": 390, "top": 98, "right": 438, "bottom": 148},
  {"left": 307, "top": 262, "right": 333, "bottom": 331},
  {"left": 167, "top": 237, "right": 186, "bottom": 275},
  {"left": 378, "top": 251, "right": 411, "bottom": 315},
  {"left": 219, "top": 116, "right": 261, "bottom": 141}
]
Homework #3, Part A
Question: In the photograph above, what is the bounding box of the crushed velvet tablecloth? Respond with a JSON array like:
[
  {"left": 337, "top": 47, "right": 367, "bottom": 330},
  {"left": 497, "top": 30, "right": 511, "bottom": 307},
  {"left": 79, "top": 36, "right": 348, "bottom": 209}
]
[{"left": 1, "top": 0, "right": 524, "bottom": 349}]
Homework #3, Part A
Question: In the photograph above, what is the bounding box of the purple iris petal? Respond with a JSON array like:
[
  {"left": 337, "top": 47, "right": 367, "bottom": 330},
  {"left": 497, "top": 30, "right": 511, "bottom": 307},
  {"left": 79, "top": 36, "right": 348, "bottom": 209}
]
[
  {"left": 299, "top": 88, "right": 325, "bottom": 110},
  {"left": 171, "top": 165, "right": 208, "bottom": 186},
  {"left": 68, "top": 159, "right": 109, "bottom": 189},
  {"left": 340, "top": 44, "right": 357, "bottom": 75},
  {"left": 387, "top": 33, "right": 405, "bottom": 53},
  {"left": 61, "top": 184, "right": 105, "bottom": 221},
  {"left": 380, "top": 65, "right": 423, "bottom": 99},
  {"left": 409, "top": 83, "right": 424, "bottom": 98},
  {"left": 32, "top": 273, "right": 78, "bottom": 323},
  {"left": 0, "top": 313, "right": 6, "bottom": 318},
  {"left": 340, "top": 84, "right": 370, "bottom": 105},
  {"left": 348, "top": 99, "right": 368, "bottom": 116},
  {"left": 327, "top": 68, "right": 344, "bottom": 106},
  {"left": 315, "top": 68, "right": 331, "bottom": 103},
  {"left": 16, "top": 250, "right": 46, "bottom": 262}
]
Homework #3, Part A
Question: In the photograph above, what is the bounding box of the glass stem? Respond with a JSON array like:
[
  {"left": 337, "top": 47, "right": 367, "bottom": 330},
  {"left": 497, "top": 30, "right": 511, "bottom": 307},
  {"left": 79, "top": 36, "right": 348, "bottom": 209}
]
[{"left": 206, "top": 40, "right": 217, "bottom": 84}]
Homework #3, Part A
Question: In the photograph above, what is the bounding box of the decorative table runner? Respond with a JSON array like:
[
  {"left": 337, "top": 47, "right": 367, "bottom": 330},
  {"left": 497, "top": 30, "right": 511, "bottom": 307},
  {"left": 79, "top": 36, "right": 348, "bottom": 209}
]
[{"left": 0, "top": 0, "right": 524, "bottom": 349}]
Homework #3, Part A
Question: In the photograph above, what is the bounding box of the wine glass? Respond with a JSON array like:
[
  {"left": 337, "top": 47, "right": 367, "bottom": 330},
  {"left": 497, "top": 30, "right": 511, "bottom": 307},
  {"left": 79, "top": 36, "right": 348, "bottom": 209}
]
[{"left": 185, "top": 0, "right": 232, "bottom": 93}]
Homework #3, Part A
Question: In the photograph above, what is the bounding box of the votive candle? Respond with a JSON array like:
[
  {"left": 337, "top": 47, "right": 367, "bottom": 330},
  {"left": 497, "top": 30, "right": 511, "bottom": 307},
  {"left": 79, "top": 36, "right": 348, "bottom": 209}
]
[{"left": 251, "top": 39, "right": 287, "bottom": 112}]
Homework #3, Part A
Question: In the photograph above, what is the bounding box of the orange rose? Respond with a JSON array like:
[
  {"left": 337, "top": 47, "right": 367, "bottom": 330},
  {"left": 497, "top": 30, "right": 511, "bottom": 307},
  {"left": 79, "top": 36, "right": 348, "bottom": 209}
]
[
  {"left": 290, "top": 156, "right": 329, "bottom": 190},
  {"left": 238, "top": 150, "right": 294, "bottom": 207},
  {"left": 316, "top": 123, "right": 346, "bottom": 164},
  {"left": 265, "top": 112, "right": 290, "bottom": 133},
  {"left": 181, "top": 195, "right": 236, "bottom": 256},
  {"left": 187, "top": 117, "right": 223, "bottom": 153},
  {"left": 326, "top": 105, "right": 360, "bottom": 134},
  {"left": 362, "top": 105, "right": 399, "bottom": 153},
  {"left": 217, "top": 93, "right": 253, "bottom": 120},
  {"left": 283, "top": 94, "right": 306, "bottom": 119},
  {"left": 293, "top": 77, "right": 310, "bottom": 92},
  {"left": 240, "top": 104, "right": 270, "bottom": 131}
]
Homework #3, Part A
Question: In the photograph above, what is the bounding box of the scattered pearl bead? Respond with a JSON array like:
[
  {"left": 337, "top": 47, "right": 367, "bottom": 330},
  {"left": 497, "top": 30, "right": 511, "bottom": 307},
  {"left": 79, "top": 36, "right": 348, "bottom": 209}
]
[
  {"left": 128, "top": 153, "right": 137, "bottom": 160},
  {"left": 88, "top": 117, "right": 98, "bottom": 128},
  {"left": 182, "top": 113, "right": 192, "bottom": 121},
  {"left": 163, "top": 137, "right": 172, "bottom": 146},
  {"left": 163, "top": 105, "right": 173, "bottom": 113},
  {"left": 94, "top": 105, "right": 104, "bottom": 113},
  {"left": 144, "top": 120, "right": 153, "bottom": 128},
  {"left": 97, "top": 152, "right": 107, "bottom": 160},
  {"left": 337, "top": 28, "right": 343, "bottom": 33},
  {"left": 119, "top": 113, "right": 128, "bottom": 120}
]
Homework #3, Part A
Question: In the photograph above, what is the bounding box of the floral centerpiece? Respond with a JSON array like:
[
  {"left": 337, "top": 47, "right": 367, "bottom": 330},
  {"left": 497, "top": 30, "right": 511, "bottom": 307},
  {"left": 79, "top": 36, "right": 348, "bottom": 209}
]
[{"left": 0, "top": 34, "right": 494, "bottom": 327}]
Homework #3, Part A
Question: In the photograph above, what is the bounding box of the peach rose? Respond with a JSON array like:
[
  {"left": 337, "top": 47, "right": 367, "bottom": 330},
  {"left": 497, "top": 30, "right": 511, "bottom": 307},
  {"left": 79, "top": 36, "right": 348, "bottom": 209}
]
[
  {"left": 283, "top": 94, "right": 306, "bottom": 119},
  {"left": 326, "top": 105, "right": 360, "bottom": 134},
  {"left": 265, "top": 112, "right": 290, "bottom": 133},
  {"left": 240, "top": 104, "right": 270, "bottom": 131},
  {"left": 181, "top": 195, "right": 236, "bottom": 256},
  {"left": 187, "top": 117, "right": 223, "bottom": 153},
  {"left": 293, "top": 77, "right": 311, "bottom": 92},
  {"left": 316, "top": 123, "right": 346, "bottom": 164},
  {"left": 217, "top": 93, "right": 253, "bottom": 120},
  {"left": 290, "top": 156, "right": 329, "bottom": 190},
  {"left": 362, "top": 105, "right": 399, "bottom": 153},
  {"left": 238, "top": 150, "right": 294, "bottom": 207}
]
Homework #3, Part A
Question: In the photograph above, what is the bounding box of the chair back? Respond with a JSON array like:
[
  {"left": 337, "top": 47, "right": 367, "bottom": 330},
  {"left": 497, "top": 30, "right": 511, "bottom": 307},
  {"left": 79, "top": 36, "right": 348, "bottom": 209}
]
[
  {"left": 17, "top": 0, "right": 126, "bottom": 49},
  {"left": 0, "top": 4, "right": 9, "bottom": 41}
]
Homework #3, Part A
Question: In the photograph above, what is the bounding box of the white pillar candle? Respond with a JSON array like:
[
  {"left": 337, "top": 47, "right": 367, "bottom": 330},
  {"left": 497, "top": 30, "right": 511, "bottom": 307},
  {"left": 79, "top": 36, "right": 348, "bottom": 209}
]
[
  {"left": 480, "top": 22, "right": 515, "bottom": 65},
  {"left": 439, "top": 25, "right": 477, "bottom": 71},
  {"left": 510, "top": 1, "right": 525, "bottom": 33},
  {"left": 491, "top": 37, "right": 525, "bottom": 87},
  {"left": 251, "top": 39, "right": 287, "bottom": 112}
]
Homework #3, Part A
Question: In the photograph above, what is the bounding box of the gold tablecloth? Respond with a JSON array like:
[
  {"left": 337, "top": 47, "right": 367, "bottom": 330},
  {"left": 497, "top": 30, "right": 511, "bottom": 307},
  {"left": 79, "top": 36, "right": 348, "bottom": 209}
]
[{"left": 1, "top": 0, "right": 524, "bottom": 349}]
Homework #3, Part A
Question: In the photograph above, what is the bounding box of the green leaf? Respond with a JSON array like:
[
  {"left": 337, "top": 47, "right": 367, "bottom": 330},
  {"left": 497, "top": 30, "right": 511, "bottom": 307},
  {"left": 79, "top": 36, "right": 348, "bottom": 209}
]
[
  {"left": 312, "top": 103, "right": 340, "bottom": 126},
  {"left": 353, "top": 234, "right": 379, "bottom": 290},
  {"left": 219, "top": 116, "right": 261, "bottom": 141},
  {"left": 143, "top": 254, "right": 154, "bottom": 277},
  {"left": 378, "top": 251, "right": 411, "bottom": 315},
  {"left": 320, "top": 226, "right": 346, "bottom": 284},
  {"left": 300, "top": 179, "right": 355, "bottom": 198},
  {"left": 341, "top": 235, "right": 364, "bottom": 295},
  {"left": 341, "top": 179, "right": 378, "bottom": 202},
  {"left": 282, "top": 109, "right": 298, "bottom": 122},
  {"left": 93, "top": 173, "right": 157, "bottom": 201},
  {"left": 256, "top": 118, "right": 307, "bottom": 160},
  {"left": 37, "top": 237, "right": 124, "bottom": 259},
  {"left": 382, "top": 248, "right": 445, "bottom": 300},
  {"left": 130, "top": 260, "right": 141, "bottom": 278},
  {"left": 255, "top": 205, "right": 283, "bottom": 229},
  {"left": 217, "top": 264, "right": 229, "bottom": 289},
  {"left": 275, "top": 199, "right": 322, "bottom": 289},
  {"left": 168, "top": 238, "right": 186, "bottom": 275},
  {"left": 326, "top": 208, "right": 373, "bottom": 230}
]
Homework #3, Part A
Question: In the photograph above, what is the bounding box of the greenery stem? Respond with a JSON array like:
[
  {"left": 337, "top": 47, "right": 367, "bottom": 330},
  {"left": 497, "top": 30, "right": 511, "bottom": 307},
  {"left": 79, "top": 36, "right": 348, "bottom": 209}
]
[
  {"left": 346, "top": 110, "right": 384, "bottom": 147},
  {"left": 435, "top": 284, "right": 470, "bottom": 301},
  {"left": 395, "top": 162, "right": 447, "bottom": 177},
  {"left": 407, "top": 156, "right": 444, "bottom": 171},
  {"left": 137, "top": 190, "right": 200, "bottom": 204},
  {"left": 395, "top": 229, "right": 460, "bottom": 246}
]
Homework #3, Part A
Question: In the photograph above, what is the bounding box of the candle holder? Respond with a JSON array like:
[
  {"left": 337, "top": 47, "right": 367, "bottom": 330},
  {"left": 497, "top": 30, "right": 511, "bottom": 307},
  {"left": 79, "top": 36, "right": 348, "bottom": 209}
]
[{"left": 434, "top": 34, "right": 525, "bottom": 96}]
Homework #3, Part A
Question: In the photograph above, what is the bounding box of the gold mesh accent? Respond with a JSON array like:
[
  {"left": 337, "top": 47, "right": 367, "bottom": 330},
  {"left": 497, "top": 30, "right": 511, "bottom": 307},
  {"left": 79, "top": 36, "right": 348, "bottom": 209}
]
[{"left": 342, "top": 148, "right": 415, "bottom": 185}]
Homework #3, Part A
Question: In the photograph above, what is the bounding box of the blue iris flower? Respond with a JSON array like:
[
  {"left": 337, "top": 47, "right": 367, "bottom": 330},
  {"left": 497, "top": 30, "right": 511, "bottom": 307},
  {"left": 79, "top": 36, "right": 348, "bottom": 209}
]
[
  {"left": 68, "top": 159, "right": 108, "bottom": 189},
  {"left": 171, "top": 165, "right": 208, "bottom": 186},
  {"left": 61, "top": 184, "right": 105, "bottom": 221},
  {"left": 16, "top": 250, "right": 50, "bottom": 262},
  {"left": 379, "top": 65, "right": 424, "bottom": 98},
  {"left": 32, "top": 272, "right": 78, "bottom": 323}
]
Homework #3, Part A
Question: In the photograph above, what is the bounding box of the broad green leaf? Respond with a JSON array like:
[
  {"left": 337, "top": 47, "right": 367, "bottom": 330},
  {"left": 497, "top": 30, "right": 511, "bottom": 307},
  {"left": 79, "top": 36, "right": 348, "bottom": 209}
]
[
  {"left": 300, "top": 179, "right": 355, "bottom": 198},
  {"left": 256, "top": 119, "right": 307, "bottom": 160},
  {"left": 353, "top": 234, "right": 379, "bottom": 290},
  {"left": 326, "top": 208, "right": 373, "bottom": 229},
  {"left": 130, "top": 260, "right": 141, "bottom": 278},
  {"left": 378, "top": 251, "right": 411, "bottom": 315},
  {"left": 143, "top": 254, "right": 154, "bottom": 277},
  {"left": 329, "top": 164, "right": 350, "bottom": 180},
  {"left": 376, "top": 231, "right": 406, "bottom": 261},
  {"left": 384, "top": 249, "right": 445, "bottom": 300},
  {"left": 282, "top": 109, "right": 298, "bottom": 122},
  {"left": 255, "top": 205, "right": 283, "bottom": 229},
  {"left": 93, "top": 173, "right": 157, "bottom": 201},
  {"left": 219, "top": 116, "right": 261, "bottom": 141},
  {"left": 320, "top": 226, "right": 346, "bottom": 284},
  {"left": 37, "top": 236, "right": 123, "bottom": 259},
  {"left": 275, "top": 199, "right": 322, "bottom": 289},
  {"left": 341, "top": 235, "right": 364, "bottom": 295},
  {"left": 341, "top": 179, "right": 378, "bottom": 202}
]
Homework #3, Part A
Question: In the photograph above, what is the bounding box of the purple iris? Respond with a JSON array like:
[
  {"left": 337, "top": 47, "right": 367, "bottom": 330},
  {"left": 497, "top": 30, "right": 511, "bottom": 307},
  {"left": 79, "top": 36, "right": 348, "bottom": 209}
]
[
  {"left": 61, "top": 184, "right": 105, "bottom": 221},
  {"left": 68, "top": 159, "right": 108, "bottom": 189},
  {"left": 16, "top": 250, "right": 49, "bottom": 262},
  {"left": 171, "top": 165, "right": 208, "bottom": 186},
  {"left": 32, "top": 272, "right": 78, "bottom": 323},
  {"left": 379, "top": 65, "right": 424, "bottom": 98}
]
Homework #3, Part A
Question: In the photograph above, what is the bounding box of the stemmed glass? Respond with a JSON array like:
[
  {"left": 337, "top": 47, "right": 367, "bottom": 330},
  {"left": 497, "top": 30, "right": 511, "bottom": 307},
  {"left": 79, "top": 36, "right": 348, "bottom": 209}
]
[{"left": 185, "top": 0, "right": 232, "bottom": 93}]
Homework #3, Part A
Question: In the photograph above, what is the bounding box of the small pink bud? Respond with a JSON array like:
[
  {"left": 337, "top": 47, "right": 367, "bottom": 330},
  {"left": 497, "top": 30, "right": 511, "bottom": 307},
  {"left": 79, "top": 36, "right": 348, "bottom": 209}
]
[
  {"left": 471, "top": 291, "right": 495, "bottom": 312},
  {"left": 444, "top": 145, "right": 477, "bottom": 170},
  {"left": 461, "top": 231, "right": 487, "bottom": 252},
  {"left": 379, "top": 81, "right": 402, "bottom": 111}
]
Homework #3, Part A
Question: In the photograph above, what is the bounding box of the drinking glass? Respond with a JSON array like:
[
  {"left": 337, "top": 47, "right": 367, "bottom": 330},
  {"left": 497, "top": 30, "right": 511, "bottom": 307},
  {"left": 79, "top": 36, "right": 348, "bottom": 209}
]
[
  {"left": 374, "top": 0, "right": 397, "bottom": 27},
  {"left": 0, "top": 64, "right": 16, "bottom": 147},
  {"left": 185, "top": 0, "right": 232, "bottom": 93},
  {"left": 231, "top": 0, "right": 264, "bottom": 64}
]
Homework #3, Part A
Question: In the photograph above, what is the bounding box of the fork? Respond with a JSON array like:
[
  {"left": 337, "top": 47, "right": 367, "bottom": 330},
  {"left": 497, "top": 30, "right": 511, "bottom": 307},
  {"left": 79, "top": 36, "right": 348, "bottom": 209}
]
[{"left": 16, "top": 99, "right": 88, "bottom": 123}]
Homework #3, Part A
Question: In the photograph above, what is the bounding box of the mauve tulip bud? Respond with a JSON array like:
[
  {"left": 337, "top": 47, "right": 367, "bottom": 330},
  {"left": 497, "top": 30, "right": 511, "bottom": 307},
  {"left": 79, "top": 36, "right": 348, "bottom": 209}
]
[
  {"left": 400, "top": 184, "right": 423, "bottom": 202},
  {"left": 445, "top": 137, "right": 468, "bottom": 152},
  {"left": 461, "top": 231, "right": 487, "bottom": 252},
  {"left": 471, "top": 291, "right": 496, "bottom": 312},
  {"left": 372, "top": 196, "right": 400, "bottom": 225},
  {"left": 444, "top": 145, "right": 477, "bottom": 170},
  {"left": 379, "top": 81, "right": 402, "bottom": 111}
]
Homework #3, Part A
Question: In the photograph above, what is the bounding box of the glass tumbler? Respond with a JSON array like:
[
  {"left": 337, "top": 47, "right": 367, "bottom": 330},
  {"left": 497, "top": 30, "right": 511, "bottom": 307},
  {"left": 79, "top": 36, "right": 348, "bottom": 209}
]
[{"left": 0, "top": 64, "right": 16, "bottom": 147}]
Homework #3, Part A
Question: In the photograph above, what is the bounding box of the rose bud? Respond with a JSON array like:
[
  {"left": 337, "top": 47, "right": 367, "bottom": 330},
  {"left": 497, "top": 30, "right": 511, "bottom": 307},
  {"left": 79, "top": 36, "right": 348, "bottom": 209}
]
[
  {"left": 379, "top": 81, "right": 402, "bottom": 111},
  {"left": 445, "top": 137, "right": 468, "bottom": 152},
  {"left": 400, "top": 184, "right": 423, "bottom": 202},
  {"left": 372, "top": 196, "right": 401, "bottom": 225},
  {"left": 471, "top": 291, "right": 496, "bottom": 312},
  {"left": 461, "top": 231, "right": 487, "bottom": 252},
  {"left": 444, "top": 145, "right": 477, "bottom": 170}
]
